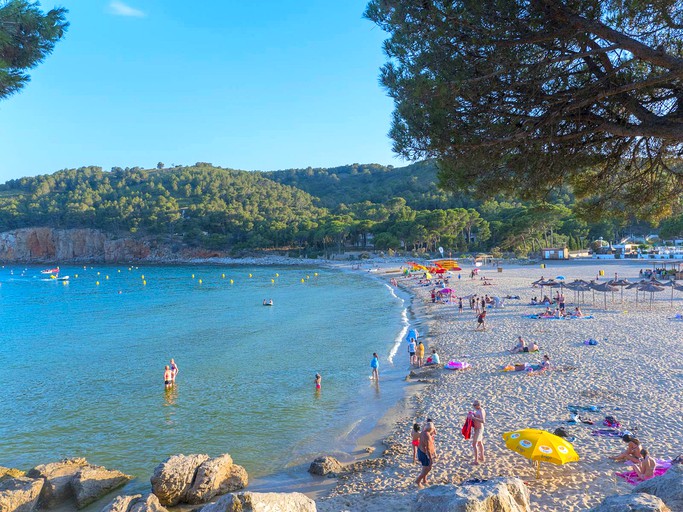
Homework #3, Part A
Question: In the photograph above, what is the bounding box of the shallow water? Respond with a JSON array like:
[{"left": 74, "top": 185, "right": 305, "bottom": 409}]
[{"left": 0, "top": 264, "right": 413, "bottom": 497}]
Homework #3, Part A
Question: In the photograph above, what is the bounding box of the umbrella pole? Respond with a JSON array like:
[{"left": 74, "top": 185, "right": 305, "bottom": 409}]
[
  {"left": 536, "top": 460, "right": 540, "bottom": 480},
  {"left": 604, "top": 292, "right": 607, "bottom": 310}
]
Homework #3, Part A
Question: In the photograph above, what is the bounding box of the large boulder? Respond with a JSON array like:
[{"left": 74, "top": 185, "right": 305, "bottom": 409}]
[
  {"left": 150, "top": 454, "right": 210, "bottom": 506},
  {"left": 71, "top": 465, "right": 132, "bottom": 509},
  {"left": 26, "top": 457, "right": 89, "bottom": 508},
  {"left": 633, "top": 465, "right": 683, "bottom": 511},
  {"left": 199, "top": 491, "right": 316, "bottom": 512},
  {"left": 186, "top": 455, "right": 248, "bottom": 504},
  {"left": 589, "top": 493, "right": 671, "bottom": 512},
  {"left": 307, "top": 457, "right": 342, "bottom": 477},
  {"left": 0, "top": 476, "right": 44, "bottom": 512},
  {"left": 413, "top": 478, "right": 531, "bottom": 512},
  {"left": 100, "top": 493, "right": 169, "bottom": 512}
]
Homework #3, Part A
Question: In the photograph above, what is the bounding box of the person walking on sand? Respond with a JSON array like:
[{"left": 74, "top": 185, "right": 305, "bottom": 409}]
[
  {"left": 469, "top": 400, "right": 486, "bottom": 464},
  {"left": 408, "top": 338, "right": 417, "bottom": 366},
  {"left": 370, "top": 352, "right": 379, "bottom": 380},
  {"left": 458, "top": 297, "right": 463, "bottom": 314},
  {"left": 164, "top": 365, "right": 173, "bottom": 388},
  {"left": 475, "top": 310, "right": 487, "bottom": 331},
  {"left": 410, "top": 423, "right": 421, "bottom": 463},
  {"left": 169, "top": 358, "right": 179, "bottom": 382},
  {"left": 415, "top": 421, "right": 436, "bottom": 487},
  {"left": 416, "top": 341, "right": 425, "bottom": 367}
]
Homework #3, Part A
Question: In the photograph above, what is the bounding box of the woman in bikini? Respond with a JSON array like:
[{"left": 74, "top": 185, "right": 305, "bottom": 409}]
[{"left": 410, "top": 423, "right": 421, "bottom": 463}]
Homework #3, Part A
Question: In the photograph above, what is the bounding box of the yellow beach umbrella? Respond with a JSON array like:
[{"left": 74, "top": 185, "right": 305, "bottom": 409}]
[
  {"left": 425, "top": 272, "right": 433, "bottom": 279},
  {"left": 502, "top": 429, "right": 579, "bottom": 478}
]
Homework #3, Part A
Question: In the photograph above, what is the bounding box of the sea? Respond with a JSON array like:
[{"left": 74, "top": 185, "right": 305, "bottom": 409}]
[{"left": 0, "top": 264, "right": 416, "bottom": 502}]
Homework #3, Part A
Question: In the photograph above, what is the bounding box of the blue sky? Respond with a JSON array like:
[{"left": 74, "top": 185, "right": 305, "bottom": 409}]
[{"left": 0, "top": 1, "right": 400, "bottom": 182}]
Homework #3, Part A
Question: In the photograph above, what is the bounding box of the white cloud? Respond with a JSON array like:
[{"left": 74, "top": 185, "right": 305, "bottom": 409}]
[{"left": 109, "top": 1, "right": 145, "bottom": 18}]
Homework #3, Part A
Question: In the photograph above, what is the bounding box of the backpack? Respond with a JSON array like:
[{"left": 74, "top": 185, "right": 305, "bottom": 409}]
[
  {"left": 603, "top": 415, "right": 621, "bottom": 428},
  {"left": 553, "top": 427, "right": 570, "bottom": 438}
]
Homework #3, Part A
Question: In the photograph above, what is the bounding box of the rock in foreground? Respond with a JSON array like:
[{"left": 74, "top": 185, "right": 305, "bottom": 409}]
[
  {"left": 0, "top": 476, "right": 44, "bottom": 512},
  {"left": 72, "top": 465, "right": 133, "bottom": 508},
  {"left": 100, "top": 493, "right": 169, "bottom": 512},
  {"left": 633, "top": 465, "right": 683, "bottom": 511},
  {"left": 589, "top": 493, "right": 671, "bottom": 512},
  {"left": 413, "top": 477, "right": 531, "bottom": 512},
  {"left": 199, "top": 491, "right": 316, "bottom": 512},
  {"left": 27, "top": 458, "right": 89, "bottom": 508},
  {"left": 150, "top": 454, "right": 247, "bottom": 506}
]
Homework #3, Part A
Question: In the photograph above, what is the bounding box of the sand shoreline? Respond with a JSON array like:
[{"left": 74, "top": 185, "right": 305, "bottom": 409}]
[{"left": 316, "top": 259, "right": 683, "bottom": 511}]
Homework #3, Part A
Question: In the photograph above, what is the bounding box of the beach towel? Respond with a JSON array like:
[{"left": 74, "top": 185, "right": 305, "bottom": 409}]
[
  {"left": 568, "top": 405, "right": 602, "bottom": 413},
  {"left": 616, "top": 466, "right": 670, "bottom": 485},
  {"left": 462, "top": 416, "right": 474, "bottom": 440},
  {"left": 523, "top": 315, "right": 595, "bottom": 320},
  {"left": 591, "top": 428, "right": 631, "bottom": 438}
]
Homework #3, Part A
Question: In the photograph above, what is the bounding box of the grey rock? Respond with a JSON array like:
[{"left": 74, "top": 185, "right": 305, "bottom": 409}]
[
  {"left": 150, "top": 454, "right": 210, "bottom": 506},
  {"left": 307, "top": 457, "right": 342, "bottom": 477},
  {"left": 100, "top": 494, "right": 169, "bottom": 512},
  {"left": 633, "top": 464, "right": 683, "bottom": 511},
  {"left": 186, "top": 455, "right": 248, "bottom": 504},
  {"left": 72, "top": 465, "right": 133, "bottom": 508},
  {"left": 0, "top": 476, "right": 44, "bottom": 512},
  {"left": 589, "top": 493, "right": 671, "bottom": 512},
  {"left": 413, "top": 478, "right": 531, "bottom": 512},
  {"left": 199, "top": 491, "right": 316, "bottom": 512},
  {"left": 0, "top": 468, "right": 26, "bottom": 482},
  {"left": 26, "top": 457, "right": 88, "bottom": 508}
]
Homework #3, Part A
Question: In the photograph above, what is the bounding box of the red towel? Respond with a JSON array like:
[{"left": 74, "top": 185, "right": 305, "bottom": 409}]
[{"left": 462, "top": 416, "right": 473, "bottom": 439}]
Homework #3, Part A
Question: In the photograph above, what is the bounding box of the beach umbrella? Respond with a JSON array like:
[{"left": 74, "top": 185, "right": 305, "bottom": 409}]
[
  {"left": 638, "top": 282, "right": 665, "bottom": 309},
  {"left": 590, "top": 282, "right": 618, "bottom": 309},
  {"left": 502, "top": 429, "right": 580, "bottom": 479},
  {"left": 608, "top": 278, "right": 631, "bottom": 303}
]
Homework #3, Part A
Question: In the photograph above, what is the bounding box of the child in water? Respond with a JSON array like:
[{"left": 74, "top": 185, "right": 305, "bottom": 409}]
[
  {"left": 411, "top": 423, "right": 421, "bottom": 463},
  {"left": 315, "top": 373, "right": 321, "bottom": 390}
]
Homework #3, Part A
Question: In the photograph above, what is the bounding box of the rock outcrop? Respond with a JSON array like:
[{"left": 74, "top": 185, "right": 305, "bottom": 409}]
[
  {"left": 150, "top": 454, "right": 247, "bottom": 507},
  {"left": 186, "top": 455, "right": 248, "bottom": 505},
  {"left": 633, "top": 465, "right": 683, "bottom": 511},
  {"left": 0, "top": 467, "right": 26, "bottom": 482},
  {"left": 413, "top": 478, "right": 531, "bottom": 512},
  {"left": 199, "top": 491, "right": 316, "bottom": 512},
  {"left": 100, "top": 493, "right": 169, "bottom": 512},
  {"left": 26, "top": 458, "right": 131, "bottom": 509},
  {"left": 27, "top": 458, "right": 89, "bottom": 508},
  {"left": 589, "top": 493, "right": 671, "bottom": 512},
  {"left": 71, "top": 465, "right": 133, "bottom": 508},
  {"left": 0, "top": 476, "right": 44, "bottom": 512},
  {"left": 307, "top": 457, "right": 342, "bottom": 477}
]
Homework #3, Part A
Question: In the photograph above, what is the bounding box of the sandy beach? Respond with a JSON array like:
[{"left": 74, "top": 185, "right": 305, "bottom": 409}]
[{"left": 317, "top": 259, "right": 683, "bottom": 511}]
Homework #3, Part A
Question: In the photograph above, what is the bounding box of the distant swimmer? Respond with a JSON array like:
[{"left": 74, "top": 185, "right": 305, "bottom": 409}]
[
  {"left": 170, "top": 358, "right": 179, "bottom": 381},
  {"left": 164, "top": 365, "right": 173, "bottom": 388},
  {"left": 315, "top": 373, "right": 321, "bottom": 390},
  {"left": 263, "top": 299, "right": 273, "bottom": 306}
]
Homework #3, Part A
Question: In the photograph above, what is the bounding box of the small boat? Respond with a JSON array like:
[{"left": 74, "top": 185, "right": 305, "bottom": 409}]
[
  {"left": 42, "top": 274, "right": 69, "bottom": 282},
  {"left": 41, "top": 267, "right": 60, "bottom": 275}
]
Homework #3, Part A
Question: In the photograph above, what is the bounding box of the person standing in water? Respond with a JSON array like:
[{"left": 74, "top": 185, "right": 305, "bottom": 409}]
[
  {"left": 169, "top": 358, "right": 179, "bottom": 382},
  {"left": 164, "top": 365, "right": 173, "bottom": 388},
  {"left": 314, "top": 373, "right": 321, "bottom": 390},
  {"left": 370, "top": 352, "right": 379, "bottom": 380}
]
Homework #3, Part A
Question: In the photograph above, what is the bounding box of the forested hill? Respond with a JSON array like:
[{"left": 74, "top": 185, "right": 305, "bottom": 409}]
[
  {"left": 0, "top": 164, "right": 325, "bottom": 249},
  {"left": 265, "top": 160, "right": 478, "bottom": 210}
]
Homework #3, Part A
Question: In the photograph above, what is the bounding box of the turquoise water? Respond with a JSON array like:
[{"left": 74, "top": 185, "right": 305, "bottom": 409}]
[{"left": 0, "top": 264, "right": 411, "bottom": 495}]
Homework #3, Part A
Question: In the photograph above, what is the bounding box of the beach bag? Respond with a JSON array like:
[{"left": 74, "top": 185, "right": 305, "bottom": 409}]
[{"left": 553, "top": 427, "right": 570, "bottom": 438}]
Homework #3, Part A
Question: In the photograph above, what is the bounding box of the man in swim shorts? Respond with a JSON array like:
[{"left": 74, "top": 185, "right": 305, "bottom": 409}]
[
  {"left": 164, "top": 365, "right": 173, "bottom": 388},
  {"left": 415, "top": 421, "right": 436, "bottom": 487},
  {"left": 408, "top": 338, "right": 417, "bottom": 366},
  {"left": 468, "top": 400, "right": 486, "bottom": 464}
]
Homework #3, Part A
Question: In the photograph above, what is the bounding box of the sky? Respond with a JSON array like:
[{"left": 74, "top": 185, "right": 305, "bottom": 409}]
[{"left": 0, "top": 0, "right": 401, "bottom": 182}]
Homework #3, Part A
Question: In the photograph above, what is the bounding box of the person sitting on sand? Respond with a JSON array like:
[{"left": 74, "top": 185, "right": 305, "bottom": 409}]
[
  {"left": 527, "top": 355, "right": 551, "bottom": 375},
  {"left": 425, "top": 348, "right": 440, "bottom": 366},
  {"left": 410, "top": 423, "right": 421, "bottom": 463},
  {"left": 573, "top": 306, "right": 583, "bottom": 317},
  {"left": 530, "top": 341, "right": 539, "bottom": 352},
  {"left": 542, "top": 295, "right": 551, "bottom": 304},
  {"left": 632, "top": 449, "right": 657, "bottom": 481},
  {"left": 509, "top": 336, "right": 527, "bottom": 354},
  {"left": 614, "top": 435, "right": 643, "bottom": 463}
]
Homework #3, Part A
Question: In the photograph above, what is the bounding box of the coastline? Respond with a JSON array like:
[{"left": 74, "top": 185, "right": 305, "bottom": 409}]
[{"left": 315, "top": 259, "right": 683, "bottom": 511}]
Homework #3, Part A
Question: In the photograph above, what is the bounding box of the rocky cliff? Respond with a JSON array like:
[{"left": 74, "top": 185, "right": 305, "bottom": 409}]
[{"left": 0, "top": 228, "right": 221, "bottom": 263}]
